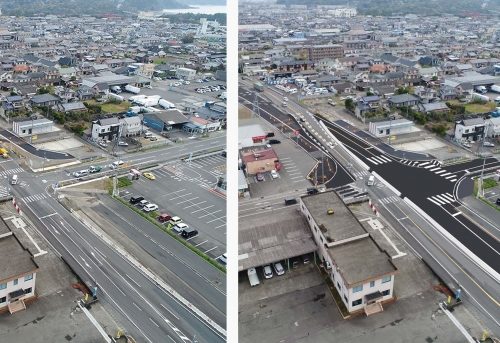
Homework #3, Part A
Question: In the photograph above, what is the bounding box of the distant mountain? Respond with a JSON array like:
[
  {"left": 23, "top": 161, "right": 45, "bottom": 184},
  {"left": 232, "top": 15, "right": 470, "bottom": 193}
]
[
  {"left": 0, "top": 0, "right": 190, "bottom": 16},
  {"left": 183, "top": 0, "right": 226, "bottom": 4},
  {"left": 276, "top": 0, "right": 500, "bottom": 16}
]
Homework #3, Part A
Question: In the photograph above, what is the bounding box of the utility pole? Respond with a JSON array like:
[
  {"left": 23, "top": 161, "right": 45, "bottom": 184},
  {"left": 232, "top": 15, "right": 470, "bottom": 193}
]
[{"left": 477, "top": 125, "right": 489, "bottom": 199}]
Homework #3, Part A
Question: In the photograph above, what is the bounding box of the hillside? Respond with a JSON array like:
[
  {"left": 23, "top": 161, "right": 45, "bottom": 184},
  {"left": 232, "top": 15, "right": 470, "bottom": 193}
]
[
  {"left": 0, "top": 0, "right": 190, "bottom": 16},
  {"left": 276, "top": 0, "right": 500, "bottom": 16}
]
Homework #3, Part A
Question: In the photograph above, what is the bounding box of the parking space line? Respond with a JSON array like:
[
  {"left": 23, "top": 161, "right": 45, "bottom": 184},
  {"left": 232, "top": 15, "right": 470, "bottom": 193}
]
[
  {"left": 177, "top": 197, "right": 199, "bottom": 205},
  {"left": 199, "top": 210, "right": 221, "bottom": 218},
  {"left": 195, "top": 240, "right": 208, "bottom": 247},
  {"left": 192, "top": 205, "right": 215, "bottom": 213},
  {"left": 169, "top": 192, "right": 192, "bottom": 200},
  {"left": 160, "top": 188, "right": 186, "bottom": 196},
  {"left": 214, "top": 223, "right": 226, "bottom": 229},
  {"left": 207, "top": 216, "right": 225, "bottom": 223},
  {"left": 184, "top": 201, "right": 207, "bottom": 208},
  {"left": 204, "top": 246, "right": 218, "bottom": 253}
]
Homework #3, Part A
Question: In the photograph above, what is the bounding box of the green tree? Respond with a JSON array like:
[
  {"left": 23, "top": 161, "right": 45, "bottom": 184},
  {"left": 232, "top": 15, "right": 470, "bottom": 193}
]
[{"left": 345, "top": 98, "right": 354, "bottom": 112}]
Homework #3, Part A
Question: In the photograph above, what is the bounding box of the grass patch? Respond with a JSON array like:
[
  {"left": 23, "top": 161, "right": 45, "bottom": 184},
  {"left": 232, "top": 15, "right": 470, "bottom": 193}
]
[
  {"left": 101, "top": 101, "right": 131, "bottom": 114},
  {"left": 464, "top": 102, "right": 496, "bottom": 114},
  {"left": 479, "top": 196, "right": 500, "bottom": 212},
  {"left": 113, "top": 196, "right": 226, "bottom": 273},
  {"left": 483, "top": 178, "right": 497, "bottom": 189},
  {"left": 117, "top": 177, "right": 132, "bottom": 188}
]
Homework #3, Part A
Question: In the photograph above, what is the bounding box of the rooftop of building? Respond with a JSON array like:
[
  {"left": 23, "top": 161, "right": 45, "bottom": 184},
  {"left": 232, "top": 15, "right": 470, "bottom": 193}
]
[{"left": 300, "top": 190, "right": 367, "bottom": 243}]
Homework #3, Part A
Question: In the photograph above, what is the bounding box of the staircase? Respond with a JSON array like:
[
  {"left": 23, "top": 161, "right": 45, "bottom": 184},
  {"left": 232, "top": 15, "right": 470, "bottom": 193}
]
[
  {"left": 364, "top": 302, "right": 383, "bottom": 316},
  {"left": 8, "top": 299, "right": 26, "bottom": 314}
]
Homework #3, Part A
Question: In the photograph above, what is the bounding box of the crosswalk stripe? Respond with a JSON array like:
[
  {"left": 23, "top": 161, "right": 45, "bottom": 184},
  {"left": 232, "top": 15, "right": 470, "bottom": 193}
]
[
  {"left": 435, "top": 170, "right": 446, "bottom": 174},
  {"left": 378, "top": 155, "right": 392, "bottom": 162},
  {"left": 419, "top": 162, "right": 430, "bottom": 167},
  {"left": 430, "top": 167, "right": 441, "bottom": 172},
  {"left": 424, "top": 165, "right": 434, "bottom": 169},
  {"left": 449, "top": 178, "right": 457, "bottom": 182},
  {"left": 428, "top": 197, "right": 443, "bottom": 206},
  {"left": 367, "top": 157, "right": 379, "bottom": 165},
  {"left": 441, "top": 172, "right": 451, "bottom": 176},
  {"left": 435, "top": 194, "right": 450, "bottom": 204},
  {"left": 445, "top": 175, "right": 456, "bottom": 179}
]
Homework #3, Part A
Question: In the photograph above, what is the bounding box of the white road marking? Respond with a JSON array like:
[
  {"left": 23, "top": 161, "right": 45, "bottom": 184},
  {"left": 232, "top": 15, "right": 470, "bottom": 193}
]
[
  {"left": 192, "top": 205, "right": 215, "bottom": 213},
  {"left": 160, "top": 303, "right": 180, "bottom": 320},
  {"left": 452, "top": 211, "right": 463, "bottom": 217},
  {"left": 199, "top": 210, "right": 222, "bottom": 218}
]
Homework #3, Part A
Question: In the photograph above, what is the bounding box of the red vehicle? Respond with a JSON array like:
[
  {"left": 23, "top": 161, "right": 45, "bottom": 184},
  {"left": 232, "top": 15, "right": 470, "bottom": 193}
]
[{"left": 158, "top": 213, "right": 172, "bottom": 222}]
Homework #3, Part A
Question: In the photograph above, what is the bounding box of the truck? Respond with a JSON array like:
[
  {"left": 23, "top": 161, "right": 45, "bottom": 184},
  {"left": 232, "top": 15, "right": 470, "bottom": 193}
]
[
  {"left": 125, "top": 84, "right": 140, "bottom": 94},
  {"left": 475, "top": 85, "right": 487, "bottom": 94},
  {"left": 135, "top": 95, "right": 160, "bottom": 107},
  {"left": 110, "top": 85, "right": 122, "bottom": 94},
  {"left": 472, "top": 93, "right": 490, "bottom": 102},
  {"left": 247, "top": 267, "right": 260, "bottom": 287},
  {"left": 490, "top": 107, "right": 500, "bottom": 118},
  {"left": 491, "top": 85, "right": 500, "bottom": 94},
  {"left": 158, "top": 99, "right": 176, "bottom": 109},
  {"left": 254, "top": 82, "right": 264, "bottom": 92},
  {"left": 108, "top": 93, "right": 124, "bottom": 102},
  {"left": 129, "top": 95, "right": 146, "bottom": 102}
]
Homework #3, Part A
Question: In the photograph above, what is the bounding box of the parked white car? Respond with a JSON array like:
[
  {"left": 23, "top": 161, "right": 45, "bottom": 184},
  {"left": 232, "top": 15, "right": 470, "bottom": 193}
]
[{"left": 143, "top": 203, "right": 158, "bottom": 212}]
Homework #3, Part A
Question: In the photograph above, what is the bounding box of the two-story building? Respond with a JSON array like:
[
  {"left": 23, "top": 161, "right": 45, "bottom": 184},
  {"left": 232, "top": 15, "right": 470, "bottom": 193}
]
[
  {"left": 454, "top": 117, "right": 485, "bottom": 142},
  {"left": 91, "top": 117, "right": 122, "bottom": 141},
  {"left": 0, "top": 216, "right": 39, "bottom": 314},
  {"left": 299, "top": 190, "right": 397, "bottom": 315},
  {"left": 120, "top": 116, "right": 143, "bottom": 137}
]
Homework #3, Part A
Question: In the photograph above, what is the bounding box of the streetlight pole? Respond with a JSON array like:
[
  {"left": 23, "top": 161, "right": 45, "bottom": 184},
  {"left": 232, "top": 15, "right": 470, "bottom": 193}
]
[
  {"left": 477, "top": 124, "right": 489, "bottom": 199},
  {"left": 30, "top": 115, "right": 35, "bottom": 144}
]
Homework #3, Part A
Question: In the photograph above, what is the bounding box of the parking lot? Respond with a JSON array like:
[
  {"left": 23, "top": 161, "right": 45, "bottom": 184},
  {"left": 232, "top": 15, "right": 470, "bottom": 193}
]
[{"left": 120, "top": 154, "right": 226, "bottom": 260}]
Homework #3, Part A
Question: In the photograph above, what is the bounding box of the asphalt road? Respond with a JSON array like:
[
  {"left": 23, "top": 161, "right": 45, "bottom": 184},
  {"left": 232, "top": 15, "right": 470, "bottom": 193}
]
[
  {"left": 239, "top": 87, "right": 354, "bottom": 188},
  {"left": 2, "top": 136, "right": 227, "bottom": 342},
  {"left": 1, "top": 129, "right": 74, "bottom": 159}
]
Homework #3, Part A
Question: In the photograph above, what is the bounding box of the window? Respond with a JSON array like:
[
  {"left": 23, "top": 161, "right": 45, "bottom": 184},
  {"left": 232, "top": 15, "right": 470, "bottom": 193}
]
[
  {"left": 0, "top": 283, "right": 6, "bottom": 290},
  {"left": 24, "top": 274, "right": 33, "bottom": 282},
  {"left": 0, "top": 296, "right": 5, "bottom": 303},
  {"left": 382, "top": 289, "right": 390, "bottom": 296},
  {"left": 13, "top": 279, "right": 18, "bottom": 286},
  {"left": 370, "top": 281, "right": 375, "bottom": 287},
  {"left": 337, "top": 282, "right": 341, "bottom": 290},
  {"left": 353, "top": 285, "right": 363, "bottom": 293},
  {"left": 343, "top": 295, "right": 348, "bottom": 304},
  {"left": 382, "top": 275, "right": 391, "bottom": 284},
  {"left": 352, "top": 299, "right": 362, "bottom": 307},
  {"left": 22, "top": 129, "right": 26, "bottom": 134},
  {"left": 25, "top": 287, "right": 32, "bottom": 294}
]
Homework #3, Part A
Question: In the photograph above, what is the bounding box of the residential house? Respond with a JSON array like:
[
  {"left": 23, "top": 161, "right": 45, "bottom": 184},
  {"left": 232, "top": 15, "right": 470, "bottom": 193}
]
[
  {"left": 387, "top": 94, "right": 420, "bottom": 107},
  {"left": 120, "top": 116, "right": 143, "bottom": 137},
  {"left": 91, "top": 117, "right": 122, "bottom": 141},
  {"left": 454, "top": 117, "right": 485, "bottom": 141},
  {"left": 485, "top": 117, "right": 500, "bottom": 139},
  {"left": 30, "top": 94, "right": 59, "bottom": 107}
]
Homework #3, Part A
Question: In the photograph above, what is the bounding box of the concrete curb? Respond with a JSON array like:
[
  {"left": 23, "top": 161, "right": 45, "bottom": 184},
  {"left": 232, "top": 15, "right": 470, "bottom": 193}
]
[
  {"left": 403, "top": 197, "right": 500, "bottom": 285},
  {"left": 72, "top": 211, "right": 227, "bottom": 339}
]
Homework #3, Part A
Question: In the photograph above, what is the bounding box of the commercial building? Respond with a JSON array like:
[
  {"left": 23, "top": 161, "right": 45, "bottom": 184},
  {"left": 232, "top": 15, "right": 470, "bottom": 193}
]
[
  {"left": 142, "top": 109, "right": 189, "bottom": 132},
  {"left": 0, "top": 217, "right": 39, "bottom": 314},
  {"left": 240, "top": 146, "right": 279, "bottom": 175},
  {"left": 12, "top": 117, "right": 55, "bottom": 138},
  {"left": 307, "top": 44, "right": 344, "bottom": 62},
  {"left": 300, "top": 190, "right": 397, "bottom": 315},
  {"left": 175, "top": 67, "right": 197, "bottom": 80},
  {"left": 368, "top": 119, "right": 416, "bottom": 138}
]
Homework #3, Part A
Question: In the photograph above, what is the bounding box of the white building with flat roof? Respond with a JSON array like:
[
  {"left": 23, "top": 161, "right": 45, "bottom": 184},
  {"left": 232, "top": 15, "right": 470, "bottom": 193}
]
[
  {"left": 0, "top": 216, "right": 39, "bottom": 314},
  {"left": 175, "top": 67, "right": 197, "bottom": 80},
  {"left": 300, "top": 190, "right": 397, "bottom": 315}
]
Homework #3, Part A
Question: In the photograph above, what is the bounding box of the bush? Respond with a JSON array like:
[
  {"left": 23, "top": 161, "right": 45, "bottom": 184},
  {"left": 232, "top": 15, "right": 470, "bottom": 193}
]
[
  {"left": 345, "top": 98, "right": 354, "bottom": 111},
  {"left": 117, "top": 177, "right": 132, "bottom": 188}
]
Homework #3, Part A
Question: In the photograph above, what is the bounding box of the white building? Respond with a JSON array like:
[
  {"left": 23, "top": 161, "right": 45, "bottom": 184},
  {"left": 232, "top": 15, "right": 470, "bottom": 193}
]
[
  {"left": 12, "top": 118, "right": 55, "bottom": 138},
  {"left": 485, "top": 117, "right": 500, "bottom": 138},
  {"left": 327, "top": 7, "right": 357, "bottom": 17},
  {"left": 120, "top": 116, "right": 143, "bottom": 137},
  {"left": 300, "top": 190, "right": 397, "bottom": 315},
  {"left": 0, "top": 217, "right": 39, "bottom": 314},
  {"left": 91, "top": 117, "right": 122, "bottom": 141},
  {"left": 175, "top": 67, "right": 197, "bottom": 80},
  {"left": 454, "top": 118, "right": 485, "bottom": 141},
  {"left": 368, "top": 119, "right": 417, "bottom": 138}
]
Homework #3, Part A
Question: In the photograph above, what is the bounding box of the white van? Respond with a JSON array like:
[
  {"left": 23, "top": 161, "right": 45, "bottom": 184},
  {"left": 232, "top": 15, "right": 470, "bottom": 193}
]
[
  {"left": 11, "top": 174, "right": 18, "bottom": 185},
  {"left": 367, "top": 175, "right": 375, "bottom": 186}
]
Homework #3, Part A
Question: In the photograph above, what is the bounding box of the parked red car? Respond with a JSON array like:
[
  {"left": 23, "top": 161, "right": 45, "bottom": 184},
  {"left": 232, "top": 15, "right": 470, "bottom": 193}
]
[{"left": 158, "top": 213, "right": 172, "bottom": 222}]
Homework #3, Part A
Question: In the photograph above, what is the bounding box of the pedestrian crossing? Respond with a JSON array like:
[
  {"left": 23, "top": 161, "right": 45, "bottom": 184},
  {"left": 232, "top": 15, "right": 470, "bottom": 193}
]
[
  {"left": 399, "top": 160, "right": 458, "bottom": 182},
  {"left": 0, "top": 167, "right": 24, "bottom": 177},
  {"left": 0, "top": 185, "right": 9, "bottom": 198},
  {"left": 378, "top": 195, "right": 400, "bottom": 205},
  {"left": 427, "top": 193, "right": 457, "bottom": 206},
  {"left": 22, "top": 193, "right": 48, "bottom": 204},
  {"left": 352, "top": 170, "right": 370, "bottom": 179},
  {"left": 366, "top": 155, "right": 392, "bottom": 165},
  {"left": 400, "top": 159, "right": 441, "bottom": 168}
]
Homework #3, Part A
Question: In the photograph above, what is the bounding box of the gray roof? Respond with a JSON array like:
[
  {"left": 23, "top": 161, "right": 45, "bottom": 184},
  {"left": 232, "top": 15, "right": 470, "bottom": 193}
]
[
  {"left": 143, "top": 109, "right": 189, "bottom": 125},
  {"left": 97, "top": 117, "right": 120, "bottom": 126},
  {"left": 421, "top": 102, "right": 449, "bottom": 112},
  {"left": 460, "top": 118, "right": 485, "bottom": 126},
  {"left": 0, "top": 219, "right": 39, "bottom": 282},
  {"left": 328, "top": 236, "right": 397, "bottom": 287},
  {"left": 238, "top": 205, "right": 317, "bottom": 271},
  {"left": 61, "top": 102, "right": 86, "bottom": 111},
  {"left": 30, "top": 93, "right": 59, "bottom": 104},
  {"left": 388, "top": 93, "right": 419, "bottom": 104},
  {"left": 301, "top": 191, "right": 367, "bottom": 243}
]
